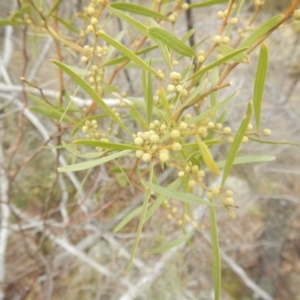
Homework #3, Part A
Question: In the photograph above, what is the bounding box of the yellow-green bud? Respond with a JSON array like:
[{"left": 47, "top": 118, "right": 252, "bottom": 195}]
[
  {"left": 294, "top": 9, "right": 300, "bottom": 21},
  {"left": 207, "top": 122, "right": 215, "bottom": 129},
  {"left": 188, "top": 180, "right": 196, "bottom": 188},
  {"left": 172, "top": 142, "right": 182, "bottom": 152},
  {"left": 229, "top": 18, "right": 238, "bottom": 25},
  {"left": 223, "top": 197, "right": 234, "bottom": 206},
  {"left": 247, "top": 123, "right": 253, "bottom": 130},
  {"left": 263, "top": 129, "right": 271, "bottom": 136},
  {"left": 170, "top": 129, "right": 181, "bottom": 139},
  {"left": 225, "top": 189, "right": 233, "bottom": 197},
  {"left": 197, "top": 55, "right": 205, "bottom": 63},
  {"left": 227, "top": 210, "right": 236, "bottom": 220},
  {"left": 217, "top": 11, "right": 224, "bottom": 19},
  {"left": 81, "top": 56, "right": 89, "bottom": 62},
  {"left": 142, "top": 153, "right": 152, "bottom": 163},
  {"left": 222, "top": 36, "right": 230, "bottom": 44},
  {"left": 182, "top": 3, "right": 189, "bottom": 10},
  {"left": 176, "top": 85, "right": 184, "bottom": 93},
  {"left": 197, "top": 170, "right": 205, "bottom": 178},
  {"left": 198, "top": 126, "right": 208, "bottom": 137},
  {"left": 215, "top": 123, "right": 223, "bottom": 130},
  {"left": 179, "top": 122, "right": 188, "bottom": 130},
  {"left": 167, "top": 84, "right": 175, "bottom": 93},
  {"left": 159, "top": 149, "right": 170, "bottom": 163},
  {"left": 178, "top": 171, "right": 185, "bottom": 177},
  {"left": 135, "top": 150, "right": 144, "bottom": 158},
  {"left": 149, "top": 133, "right": 160, "bottom": 144},
  {"left": 170, "top": 72, "right": 181, "bottom": 82},
  {"left": 214, "top": 35, "right": 222, "bottom": 44},
  {"left": 87, "top": 7, "right": 95, "bottom": 15},
  {"left": 223, "top": 127, "right": 232, "bottom": 134},
  {"left": 134, "top": 137, "right": 144, "bottom": 145},
  {"left": 242, "top": 136, "right": 249, "bottom": 143}
]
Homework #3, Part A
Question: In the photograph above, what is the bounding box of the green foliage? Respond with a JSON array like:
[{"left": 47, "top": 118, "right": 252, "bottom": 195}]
[{"left": 3, "top": 0, "right": 298, "bottom": 298}]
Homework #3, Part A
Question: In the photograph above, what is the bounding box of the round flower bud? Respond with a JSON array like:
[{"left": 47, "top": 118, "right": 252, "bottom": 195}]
[
  {"left": 90, "top": 17, "right": 98, "bottom": 25},
  {"left": 247, "top": 123, "right": 253, "bottom": 130},
  {"left": 172, "top": 60, "right": 179, "bottom": 66},
  {"left": 149, "top": 133, "right": 160, "bottom": 144},
  {"left": 214, "top": 35, "right": 222, "bottom": 44},
  {"left": 81, "top": 56, "right": 89, "bottom": 63},
  {"left": 223, "top": 127, "right": 232, "bottom": 134},
  {"left": 172, "top": 142, "right": 182, "bottom": 152},
  {"left": 294, "top": 9, "right": 300, "bottom": 21},
  {"left": 170, "top": 129, "right": 181, "bottom": 139},
  {"left": 197, "top": 170, "right": 205, "bottom": 178},
  {"left": 170, "top": 71, "right": 181, "bottom": 82},
  {"left": 263, "top": 129, "right": 271, "bottom": 136},
  {"left": 222, "top": 36, "right": 230, "bottom": 44},
  {"left": 149, "top": 123, "right": 155, "bottom": 129},
  {"left": 91, "top": 119, "right": 98, "bottom": 126},
  {"left": 142, "top": 153, "right": 152, "bottom": 163},
  {"left": 223, "top": 197, "right": 234, "bottom": 206},
  {"left": 83, "top": 45, "right": 90, "bottom": 53},
  {"left": 134, "top": 137, "right": 144, "bottom": 145},
  {"left": 82, "top": 125, "right": 88, "bottom": 133},
  {"left": 206, "top": 192, "right": 214, "bottom": 200},
  {"left": 198, "top": 50, "right": 205, "bottom": 55},
  {"left": 141, "top": 131, "right": 151, "bottom": 141},
  {"left": 188, "top": 180, "right": 196, "bottom": 188},
  {"left": 198, "top": 126, "right": 208, "bottom": 137},
  {"left": 229, "top": 18, "right": 238, "bottom": 25},
  {"left": 215, "top": 123, "right": 223, "bottom": 130},
  {"left": 185, "top": 165, "right": 191, "bottom": 173},
  {"left": 225, "top": 190, "right": 234, "bottom": 197},
  {"left": 212, "top": 186, "right": 220, "bottom": 194},
  {"left": 227, "top": 137, "right": 234, "bottom": 143},
  {"left": 175, "top": 85, "right": 184, "bottom": 93},
  {"left": 178, "top": 171, "right": 185, "bottom": 177},
  {"left": 87, "top": 7, "right": 95, "bottom": 15},
  {"left": 227, "top": 210, "right": 236, "bottom": 220},
  {"left": 217, "top": 11, "right": 224, "bottom": 19},
  {"left": 181, "top": 89, "right": 188, "bottom": 96},
  {"left": 179, "top": 122, "right": 188, "bottom": 130},
  {"left": 168, "top": 14, "right": 176, "bottom": 23},
  {"left": 207, "top": 122, "right": 215, "bottom": 129},
  {"left": 182, "top": 3, "right": 189, "bottom": 10},
  {"left": 153, "top": 120, "right": 160, "bottom": 127},
  {"left": 167, "top": 84, "right": 175, "bottom": 93},
  {"left": 192, "top": 165, "right": 199, "bottom": 173},
  {"left": 87, "top": 25, "right": 94, "bottom": 32},
  {"left": 160, "top": 124, "right": 167, "bottom": 131},
  {"left": 197, "top": 55, "right": 205, "bottom": 63},
  {"left": 135, "top": 150, "right": 144, "bottom": 158},
  {"left": 159, "top": 149, "right": 170, "bottom": 163},
  {"left": 242, "top": 136, "right": 249, "bottom": 143}
]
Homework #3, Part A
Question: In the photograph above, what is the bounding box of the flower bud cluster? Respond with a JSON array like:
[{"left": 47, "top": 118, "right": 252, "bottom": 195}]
[
  {"left": 167, "top": 72, "right": 188, "bottom": 97},
  {"left": 82, "top": 119, "right": 100, "bottom": 139}
]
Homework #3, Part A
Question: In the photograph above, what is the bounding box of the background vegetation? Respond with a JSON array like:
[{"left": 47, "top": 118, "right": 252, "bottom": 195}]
[{"left": 0, "top": 0, "right": 300, "bottom": 299}]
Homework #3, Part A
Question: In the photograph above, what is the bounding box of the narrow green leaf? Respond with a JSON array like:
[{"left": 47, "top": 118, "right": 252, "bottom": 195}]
[
  {"left": 110, "top": 3, "right": 168, "bottom": 20},
  {"left": 51, "top": 60, "right": 131, "bottom": 135},
  {"left": 146, "top": 68, "right": 153, "bottom": 125},
  {"left": 72, "top": 140, "right": 141, "bottom": 150},
  {"left": 101, "top": 45, "right": 158, "bottom": 68},
  {"left": 126, "top": 103, "right": 147, "bottom": 129},
  {"left": 62, "top": 141, "right": 103, "bottom": 158},
  {"left": 218, "top": 44, "right": 250, "bottom": 63},
  {"left": 108, "top": 6, "right": 148, "bottom": 35},
  {"left": 189, "top": 0, "right": 228, "bottom": 8},
  {"left": 148, "top": 27, "right": 196, "bottom": 57},
  {"left": 125, "top": 165, "right": 154, "bottom": 272},
  {"left": 221, "top": 102, "right": 252, "bottom": 186},
  {"left": 188, "top": 48, "right": 248, "bottom": 81},
  {"left": 146, "top": 233, "right": 193, "bottom": 254},
  {"left": 249, "top": 137, "right": 299, "bottom": 147},
  {"left": 210, "top": 67, "right": 219, "bottom": 107},
  {"left": 46, "top": 0, "right": 63, "bottom": 18},
  {"left": 253, "top": 43, "right": 268, "bottom": 131},
  {"left": 97, "top": 32, "right": 162, "bottom": 79},
  {"left": 143, "top": 182, "right": 216, "bottom": 206},
  {"left": 58, "top": 150, "right": 131, "bottom": 172},
  {"left": 240, "top": 14, "right": 284, "bottom": 48},
  {"left": 0, "top": 20, "right": 26, "bottom": 26},
  {"left": 113, "top": 206, "right": 143, "bottom": 233},
  {"left": 188, "top": 90, "right": 239, "bottom": 124},
  {"left": 52, "top": 15, "right": 79, "bottom": 33},
  {"left": 206, "top": 155, "right": 276, "bottom": 171},
  {"left": 210, "top": 206, "right": 221, "bottom": 300}
]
